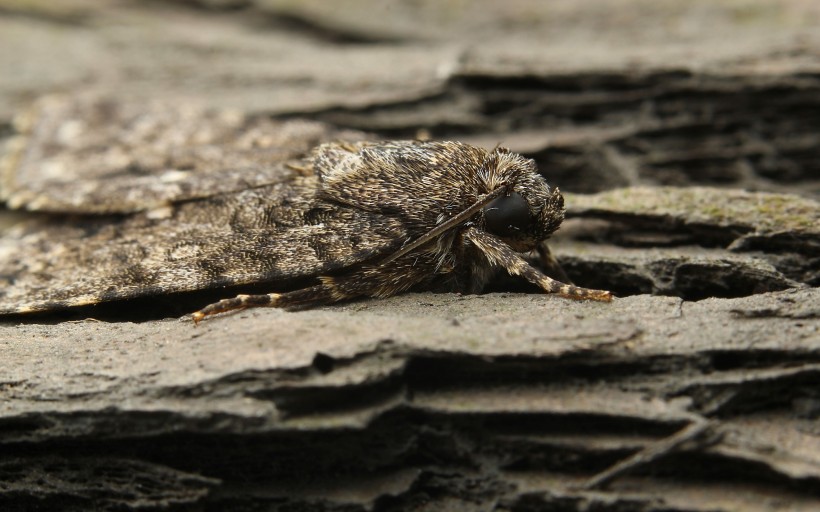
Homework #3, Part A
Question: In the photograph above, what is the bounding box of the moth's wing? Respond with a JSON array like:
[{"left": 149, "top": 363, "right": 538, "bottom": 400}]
[
  {"left": 0, "top": 180, "right": 408, "bottom": 314},
  {"left": 313, "top": 140, "right": 487, "bottom": 224},
  {"left": 1, "top": 95, "right": 369, "bottom": 213}
]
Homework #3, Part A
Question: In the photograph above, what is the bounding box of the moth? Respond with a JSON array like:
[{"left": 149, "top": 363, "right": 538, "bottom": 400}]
[
  {"left": 191, "top": 140, "right": 613, "bottom": 322},
  {"left": 0, "top": 96, "right": 612, "bottom": 321}
]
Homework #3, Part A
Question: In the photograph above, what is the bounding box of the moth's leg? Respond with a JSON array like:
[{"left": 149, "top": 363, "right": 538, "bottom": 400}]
[
  {"left": 192, "top": 284, "right": 332, "bottom": 324},
  {"left": 536, "top": 240, "right": 573, "bottom": 284},
  {"left": 464, "top": 227, "right": 612, "bottom": 301},
  {"left": 192, "top": 256, "right": 437, "bottom": 323}
]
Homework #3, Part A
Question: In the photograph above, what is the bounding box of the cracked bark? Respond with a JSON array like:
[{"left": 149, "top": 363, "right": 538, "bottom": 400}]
[{"left": 1, "top": 1, "right": 819, "bottom": 510}]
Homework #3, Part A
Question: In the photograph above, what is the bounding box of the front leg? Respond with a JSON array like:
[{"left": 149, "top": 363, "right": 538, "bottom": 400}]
[{"left": 464, "top": 227, "right": 612, "bottom": 301}]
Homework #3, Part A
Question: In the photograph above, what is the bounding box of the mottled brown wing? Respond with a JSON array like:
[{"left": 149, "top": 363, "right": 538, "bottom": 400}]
[
  {"left": 0, "top": 177, "right": 408, "bottom": 314},
  {"left": 0, "top": 96, "right": 394, "bottom": 314},
  {"left": 1, "top": 95, "right": 368, "bottom": 213}
]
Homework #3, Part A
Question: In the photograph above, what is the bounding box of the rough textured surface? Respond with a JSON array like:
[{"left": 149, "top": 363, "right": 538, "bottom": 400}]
[
  {"left": 1, "top": 1, "right": 819, "bottom": 510},
  {"left": 1, "top": 0, "right": 819, "bottom": 202},
  {"left": 558, "top": 187, "right": 820, "bottom": 298},
  {"left": 1, "top": 95, "right": 369, "bottom": 212},
  {"left": 1, "top": 291, "right": 819, "bottom": 510}
]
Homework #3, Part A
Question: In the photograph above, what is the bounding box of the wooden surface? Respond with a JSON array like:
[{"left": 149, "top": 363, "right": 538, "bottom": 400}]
[{"left": 1, "top": 1, "right": 818, "bottom": 510}]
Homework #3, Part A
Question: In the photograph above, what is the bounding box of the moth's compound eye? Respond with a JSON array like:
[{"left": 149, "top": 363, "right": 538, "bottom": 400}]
[{"left": 483, "top": 192, "right": 531, "bottom": 237}]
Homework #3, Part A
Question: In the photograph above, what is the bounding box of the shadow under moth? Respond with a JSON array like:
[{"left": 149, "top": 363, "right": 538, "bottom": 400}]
[{"left": 0, "top": 96, "right": 611, "bottom": 322}]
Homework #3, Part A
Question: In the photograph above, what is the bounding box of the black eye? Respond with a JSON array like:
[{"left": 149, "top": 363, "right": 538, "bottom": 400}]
[{"left": 482, "top": 192, "right": 531, "bottom": 237}]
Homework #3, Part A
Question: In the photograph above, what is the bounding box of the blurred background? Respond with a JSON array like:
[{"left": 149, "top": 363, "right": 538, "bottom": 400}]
[{"left": 1, "top": 0, "right": 819, "bottom": 197}]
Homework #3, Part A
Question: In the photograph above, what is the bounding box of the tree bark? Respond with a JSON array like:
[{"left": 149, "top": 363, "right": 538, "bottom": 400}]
[{"left": 0, "top": 1, "right": 818, "bottom": 510}]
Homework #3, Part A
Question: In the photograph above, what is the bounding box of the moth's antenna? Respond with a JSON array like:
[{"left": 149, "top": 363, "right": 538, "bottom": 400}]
[{"left": 380, "top": 186, "right": 508, "bottom": 266}]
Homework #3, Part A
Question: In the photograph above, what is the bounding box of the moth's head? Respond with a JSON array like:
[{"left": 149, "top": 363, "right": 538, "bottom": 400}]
[{"left": 478, "top": 148, "right": 565, "bottom": 251}]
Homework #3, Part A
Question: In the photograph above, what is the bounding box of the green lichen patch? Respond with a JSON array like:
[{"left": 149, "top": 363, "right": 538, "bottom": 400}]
[{"left": 567, "top": 187, "right": 819, "bottom": 235}]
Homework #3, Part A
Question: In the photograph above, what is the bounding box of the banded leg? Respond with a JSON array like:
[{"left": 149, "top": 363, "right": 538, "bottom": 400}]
[
  {"left": 192, "top": 254, "right": 437, "bottom": 323},
  {"left": 191, "top": 284, "right": 333, "bottom": 324},
  {"left": 464, "top": 227, "right": 612, "bottom": 301}
]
